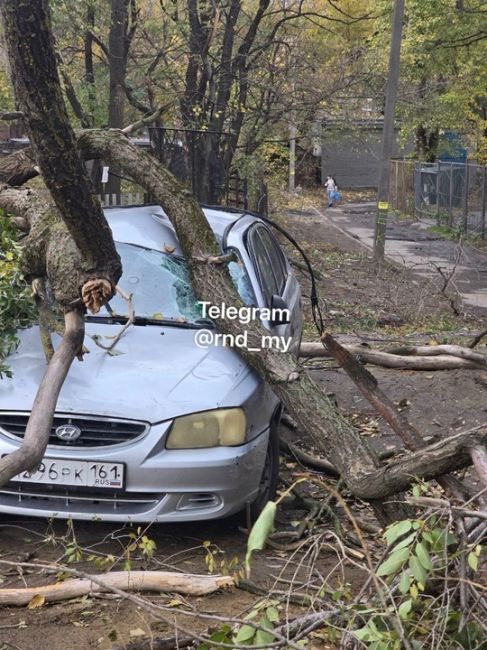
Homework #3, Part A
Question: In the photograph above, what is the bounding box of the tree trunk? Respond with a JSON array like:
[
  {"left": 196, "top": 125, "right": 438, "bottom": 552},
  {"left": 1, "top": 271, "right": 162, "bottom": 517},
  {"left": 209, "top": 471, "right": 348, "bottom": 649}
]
[
  {"left": 106, "top": 0, "right": 130, "bottom": 195},
  {"left": 0, "top": 0, "right": 121, "bottom": 485},
  {"left": 1, "top": 0, "right": 121, "bottom": 288},
  {"left": 83, "top": 2, "right": 97, "bottom": 126}
]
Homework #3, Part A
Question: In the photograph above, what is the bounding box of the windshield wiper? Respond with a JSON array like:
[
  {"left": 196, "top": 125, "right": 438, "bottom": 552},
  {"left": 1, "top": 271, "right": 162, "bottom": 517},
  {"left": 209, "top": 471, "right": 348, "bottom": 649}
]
[{"left": 85, "top": 314, "right": 212, "bottom": 329}]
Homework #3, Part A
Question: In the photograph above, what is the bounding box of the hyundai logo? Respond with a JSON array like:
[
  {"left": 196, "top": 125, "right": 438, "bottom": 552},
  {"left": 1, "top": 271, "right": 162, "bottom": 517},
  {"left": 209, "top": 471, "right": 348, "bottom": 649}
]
[{"left": 55, "top": 424, "right": 82, "bottom": 442}]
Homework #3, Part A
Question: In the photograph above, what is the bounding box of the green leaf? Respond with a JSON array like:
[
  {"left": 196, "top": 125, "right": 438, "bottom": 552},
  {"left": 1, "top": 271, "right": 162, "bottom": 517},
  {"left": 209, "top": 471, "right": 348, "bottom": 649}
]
[
  {"left": 393, "top": 532, "right": 417, "bottom": 553},
  {"left": 468, "top": 552, "right": 478, "bottom": 572},
  {"left": 255, "top": 628, "right": 275, "bottom": 646},
  {"left": 398, "top": 598, "right": 413, "bottom": 620},
  {"left": 234, "top": 624, "right": 255, "bottom": 643},
  {"left": 409, "top": 556, "right": 427, "bottom": 585},
  {"left": 415, "top": 541, "right": 432, "bottom": 570},
  {"left": 266, "top": 606, "right": 279, "bottom": 623},
  {"left": 353, "top": 627, "right": 370, "bottom": 641},
  {"left": 399, "top": 571, "right": 411, "bottom": 595},
  {"left": 384, "top": 520, "right": 412, "bottom": 545},
  {"left": 245, "top": 501, "right": 276, "bottom": 577},
  {"left": 376, "top": 546, "right": 410, "bottom": 577}
]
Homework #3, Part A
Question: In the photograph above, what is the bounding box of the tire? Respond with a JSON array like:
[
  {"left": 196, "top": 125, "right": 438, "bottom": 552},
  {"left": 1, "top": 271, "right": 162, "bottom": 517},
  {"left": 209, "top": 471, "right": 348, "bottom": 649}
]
[{"left": 248, "top": 416, "right": 280, "bottom": 522}]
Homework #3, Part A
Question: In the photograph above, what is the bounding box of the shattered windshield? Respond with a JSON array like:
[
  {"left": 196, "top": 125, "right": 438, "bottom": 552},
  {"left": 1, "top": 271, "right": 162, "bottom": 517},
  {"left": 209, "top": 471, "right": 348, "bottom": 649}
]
[
  {"left": 100, "top": 242, "right": 202, "bottom": 323},
  {"left": 94, "top": 242, "right": 256, "bottom": 325}
]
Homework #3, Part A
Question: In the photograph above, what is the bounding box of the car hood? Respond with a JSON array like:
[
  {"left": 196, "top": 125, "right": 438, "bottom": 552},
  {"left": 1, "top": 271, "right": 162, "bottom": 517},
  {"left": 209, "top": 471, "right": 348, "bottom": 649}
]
[{"left": 0, "top": 324, "right": 253, "bottom": 423}]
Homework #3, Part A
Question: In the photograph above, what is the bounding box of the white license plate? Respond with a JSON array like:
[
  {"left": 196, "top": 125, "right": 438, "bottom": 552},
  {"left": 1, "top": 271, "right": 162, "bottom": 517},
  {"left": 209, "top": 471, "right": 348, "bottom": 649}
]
[{"left": 12, "top": 459, "right": 125, "bottom": 490}]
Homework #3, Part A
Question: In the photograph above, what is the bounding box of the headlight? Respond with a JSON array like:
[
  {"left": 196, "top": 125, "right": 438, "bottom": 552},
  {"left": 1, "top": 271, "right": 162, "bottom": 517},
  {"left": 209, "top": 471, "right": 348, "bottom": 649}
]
[{"left": 165, "top": 408, "right": 247, "bottom": 449}]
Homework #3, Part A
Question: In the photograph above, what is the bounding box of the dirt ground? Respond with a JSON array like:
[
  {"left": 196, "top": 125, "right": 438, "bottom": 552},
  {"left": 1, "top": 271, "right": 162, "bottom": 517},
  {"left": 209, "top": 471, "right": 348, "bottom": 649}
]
[{"left": 1, "top": 194, "right": 487, "bottom": 650}]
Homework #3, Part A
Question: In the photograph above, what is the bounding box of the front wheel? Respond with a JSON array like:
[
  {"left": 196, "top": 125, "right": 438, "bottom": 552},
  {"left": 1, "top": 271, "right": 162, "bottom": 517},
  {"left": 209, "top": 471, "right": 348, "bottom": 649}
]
[{"left": 248, "top": 419, "right": 280, "bottom": 522}]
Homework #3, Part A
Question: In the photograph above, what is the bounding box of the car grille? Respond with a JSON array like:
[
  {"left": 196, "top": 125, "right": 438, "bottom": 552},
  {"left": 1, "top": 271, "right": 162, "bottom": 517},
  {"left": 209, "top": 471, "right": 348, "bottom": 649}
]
[
  {"left": 0, "top": 484, "right": 162, "bottom": 515},
  {"left": 0, "top": 413, "right": 148, "bottom": 448}
]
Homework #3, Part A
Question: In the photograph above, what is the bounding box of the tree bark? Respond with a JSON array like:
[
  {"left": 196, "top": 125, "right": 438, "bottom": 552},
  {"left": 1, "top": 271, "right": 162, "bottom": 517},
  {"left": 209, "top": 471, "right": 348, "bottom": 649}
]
[
  {"left": 108, "top": 0, "right": 129, "bottom": 130},
  {"left": 0, "top": 148, "right": 38, "bottom": 186}
]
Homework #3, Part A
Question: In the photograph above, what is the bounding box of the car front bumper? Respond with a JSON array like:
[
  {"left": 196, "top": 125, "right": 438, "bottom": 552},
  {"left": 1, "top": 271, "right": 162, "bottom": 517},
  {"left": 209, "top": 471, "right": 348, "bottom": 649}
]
[{"left": 0, "top": 419, "right": 270, "bottom": 522}]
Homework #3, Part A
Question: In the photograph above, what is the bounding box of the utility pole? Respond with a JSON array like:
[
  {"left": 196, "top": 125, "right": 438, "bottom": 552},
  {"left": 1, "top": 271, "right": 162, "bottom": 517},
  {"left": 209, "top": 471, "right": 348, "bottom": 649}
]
[
  {"left": 373, "top": 0, "right": 405, "bottom": 261},
  {"left": 282, "top": 0, "right": 296, "bottom": 194}
]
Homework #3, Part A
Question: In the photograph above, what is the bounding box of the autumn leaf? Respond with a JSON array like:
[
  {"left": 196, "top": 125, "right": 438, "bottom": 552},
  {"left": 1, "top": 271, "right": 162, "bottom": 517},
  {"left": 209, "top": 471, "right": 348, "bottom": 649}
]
[{"left": 27, "top": 594, "right": 45, "bottom": 609}]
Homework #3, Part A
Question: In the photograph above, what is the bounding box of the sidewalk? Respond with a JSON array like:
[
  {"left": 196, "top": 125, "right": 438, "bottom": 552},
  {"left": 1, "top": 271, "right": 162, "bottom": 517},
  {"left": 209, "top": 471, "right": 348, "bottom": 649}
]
[{"left": 315, "top": 202, "right": 487, "bottom": 314}]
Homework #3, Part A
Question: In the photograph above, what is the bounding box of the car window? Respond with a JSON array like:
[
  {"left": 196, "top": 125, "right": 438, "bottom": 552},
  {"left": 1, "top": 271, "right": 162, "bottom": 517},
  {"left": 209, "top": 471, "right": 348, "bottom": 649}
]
[
  {"left": 255, "top": 227, "right": 287, "bottom": 293},
  {"left": 248, "top": 227, "right": 279, "bottom": 303}
]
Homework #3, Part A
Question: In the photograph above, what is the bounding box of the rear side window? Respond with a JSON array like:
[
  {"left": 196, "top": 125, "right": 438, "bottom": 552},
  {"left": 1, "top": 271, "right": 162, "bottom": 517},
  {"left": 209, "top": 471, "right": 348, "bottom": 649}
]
[
  {"left": 248, "top": 225, "right": 287, "bottom": 303},
  {"left": 256, "top": 227, "right": 287, "bottom": 292}
]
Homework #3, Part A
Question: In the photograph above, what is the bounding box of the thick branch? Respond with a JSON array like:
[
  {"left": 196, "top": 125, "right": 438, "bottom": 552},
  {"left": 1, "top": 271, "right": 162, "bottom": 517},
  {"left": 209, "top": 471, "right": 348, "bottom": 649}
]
[
  {"left": 0, "top": 570, "right": 233, "bottom": 606},
  {"left": 299, "top": 342, "right": 484, "bottom": 370},
  {"left": 0, "top": 310, "right": 84, "bottom": 486},
  {"left": 322, "top": 333, "right": 471, "bottom": 501},
  {"left": 350, "top": 426, "right": 487, "bottom": 500},
  {"left": 0, "top": 148, "right": 39, "bottom": 187}
]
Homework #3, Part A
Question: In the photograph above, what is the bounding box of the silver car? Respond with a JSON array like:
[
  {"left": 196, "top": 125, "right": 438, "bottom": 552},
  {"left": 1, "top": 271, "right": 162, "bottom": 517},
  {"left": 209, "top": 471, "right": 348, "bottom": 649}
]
[{"left": 0, "top": 205, "right": 302, "bottom": 522}]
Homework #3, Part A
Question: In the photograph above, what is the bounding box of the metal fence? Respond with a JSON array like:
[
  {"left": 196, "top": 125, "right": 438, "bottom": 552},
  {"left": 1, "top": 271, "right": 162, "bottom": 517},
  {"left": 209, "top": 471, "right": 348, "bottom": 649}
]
[{"left": 390, "top": 159, "right": 487, "bottom": 237}]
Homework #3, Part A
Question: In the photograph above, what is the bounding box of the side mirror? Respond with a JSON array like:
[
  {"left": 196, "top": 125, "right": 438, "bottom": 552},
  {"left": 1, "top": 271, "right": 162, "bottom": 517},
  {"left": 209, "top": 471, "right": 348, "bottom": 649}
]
[{"left": 270, "top": 294, "right": 291, "bottom": 326}]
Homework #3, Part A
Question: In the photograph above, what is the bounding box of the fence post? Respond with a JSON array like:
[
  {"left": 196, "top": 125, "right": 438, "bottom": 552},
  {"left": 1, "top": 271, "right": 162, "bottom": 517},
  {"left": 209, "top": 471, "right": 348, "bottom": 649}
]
[
  {"left": 393, "top": 160, "right": 398, "bottom": 210},
  {"left": 463, "top": 163, "right": 469, "bottom": 234},
  {"left": 435, "top": 161, "right": 441, "bottom": 225},
  {"left": 448, "top": 163, "right": 454, "bottom": 228}
]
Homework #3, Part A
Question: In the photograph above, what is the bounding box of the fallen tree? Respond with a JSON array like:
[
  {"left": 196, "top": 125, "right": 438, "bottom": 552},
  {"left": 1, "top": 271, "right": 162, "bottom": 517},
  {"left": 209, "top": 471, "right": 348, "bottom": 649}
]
[{"left": 0, "top": 0, "right": 486, "bottom": 526}]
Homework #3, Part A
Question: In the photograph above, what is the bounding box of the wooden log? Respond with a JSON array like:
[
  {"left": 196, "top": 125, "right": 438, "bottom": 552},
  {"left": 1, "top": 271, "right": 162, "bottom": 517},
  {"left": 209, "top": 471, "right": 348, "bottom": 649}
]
[
  {"left": 386, "top": 344, "right": 487, "bottom": 365},
  {"left": 299, "top": 342, "right": 482, "bottom": 370},
  {"left": 351, "top": 426, "right": 487, "bottom": 499},
  {"left": 322, "top": 333, "right": 470, "bottom": 501},
  {"left": 0, "top": 571, "right": 234, "bottom": 606}
]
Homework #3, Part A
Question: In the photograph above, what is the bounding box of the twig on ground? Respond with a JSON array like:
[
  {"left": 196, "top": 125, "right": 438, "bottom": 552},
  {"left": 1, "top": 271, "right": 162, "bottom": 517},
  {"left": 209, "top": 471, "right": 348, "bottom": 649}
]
[
  {"left": 111, "top": 635, "right": 194, "bottom": 650},
  {"left": 469, "top": 328, "right": 487, "bottom": 349}
]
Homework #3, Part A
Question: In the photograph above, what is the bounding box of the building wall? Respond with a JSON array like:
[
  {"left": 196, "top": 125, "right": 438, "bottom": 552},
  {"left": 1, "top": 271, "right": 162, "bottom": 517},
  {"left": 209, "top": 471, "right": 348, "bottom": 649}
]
[{"left": 320, "top": 123, "right": 411, "bottom": 189}]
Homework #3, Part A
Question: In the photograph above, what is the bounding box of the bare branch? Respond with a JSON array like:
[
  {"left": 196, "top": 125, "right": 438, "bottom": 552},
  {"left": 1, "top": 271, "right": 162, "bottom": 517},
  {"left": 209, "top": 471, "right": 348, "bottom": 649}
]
[{"left": 0, "top": 110, "right": 24, "bottom": 121}]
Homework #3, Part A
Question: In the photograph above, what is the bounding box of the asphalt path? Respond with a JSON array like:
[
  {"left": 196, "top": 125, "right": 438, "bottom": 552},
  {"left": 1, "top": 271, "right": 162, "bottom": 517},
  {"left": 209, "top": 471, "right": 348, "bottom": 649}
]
[{"left": 315, "top": 202, "right": 487, "bottom": 315}]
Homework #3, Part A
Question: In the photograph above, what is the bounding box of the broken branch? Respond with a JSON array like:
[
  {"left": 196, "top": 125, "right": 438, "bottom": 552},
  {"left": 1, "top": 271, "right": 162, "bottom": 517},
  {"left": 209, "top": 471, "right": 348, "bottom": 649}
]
[
  {"left": 0, "top": 310, "right": 84, "bottom": 485},
  {"left": 299, "top": 342, "right": 484, "bottom": 370},
  {"left": 0, "top": 570, "right": 234, "bottom": 606}
]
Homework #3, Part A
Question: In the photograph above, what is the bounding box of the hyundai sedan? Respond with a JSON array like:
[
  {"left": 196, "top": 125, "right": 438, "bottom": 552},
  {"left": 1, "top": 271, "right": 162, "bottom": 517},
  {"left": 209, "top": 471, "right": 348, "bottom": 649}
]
[{"left": 0, "top": 205, "right": 302, "bottom": 522}]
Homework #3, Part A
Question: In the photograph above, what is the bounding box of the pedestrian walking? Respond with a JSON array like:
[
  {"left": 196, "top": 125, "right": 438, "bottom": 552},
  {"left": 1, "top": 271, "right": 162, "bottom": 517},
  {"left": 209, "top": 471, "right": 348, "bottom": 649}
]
[{"left": 324, "top": 175, "right": 338, "bottom": 207}]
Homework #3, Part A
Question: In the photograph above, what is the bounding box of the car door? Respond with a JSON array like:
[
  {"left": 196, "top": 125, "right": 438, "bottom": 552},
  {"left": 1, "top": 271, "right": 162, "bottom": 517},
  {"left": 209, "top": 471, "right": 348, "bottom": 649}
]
[{"left": 246, "top": 223, "right": 302, "bottom": 353}]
